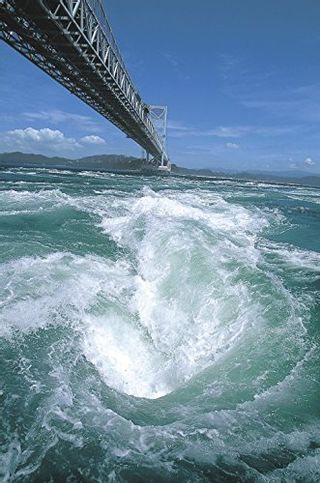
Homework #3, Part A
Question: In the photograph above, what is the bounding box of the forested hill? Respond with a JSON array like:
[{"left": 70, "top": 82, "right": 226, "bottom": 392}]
[
  {"left": 0, "top": 152, "right": 145, "bottom": 171},
  {"left": 1, "top": 152, "right": 320, "bottom": 187}
]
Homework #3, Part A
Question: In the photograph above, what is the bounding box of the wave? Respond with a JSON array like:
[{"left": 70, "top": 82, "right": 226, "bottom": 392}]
[
  {"left": 0, "top": 173, "right": 318, "bottom": 481},
  {"left": 0, "top": 185, "right": 310, "bottom": 400}
]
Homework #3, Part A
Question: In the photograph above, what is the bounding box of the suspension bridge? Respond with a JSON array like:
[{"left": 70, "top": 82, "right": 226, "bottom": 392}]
[{"left": 0, "top": 0, "right": 170, "bottom": 169}]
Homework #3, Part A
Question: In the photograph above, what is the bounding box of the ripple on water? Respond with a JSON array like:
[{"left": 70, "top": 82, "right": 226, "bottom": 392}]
[{"left": 0, "top": 171, "right": 318, "bottom": 481}]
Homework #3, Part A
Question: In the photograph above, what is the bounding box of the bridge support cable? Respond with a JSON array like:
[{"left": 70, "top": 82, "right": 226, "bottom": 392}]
[{"left": 0, "top": 0, "right": 169, "bottom": 165}]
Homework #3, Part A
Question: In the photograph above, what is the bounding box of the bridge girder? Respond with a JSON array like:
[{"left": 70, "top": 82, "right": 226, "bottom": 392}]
[{"left": 0, "top": 0, "right": 168, "bottom": 164}]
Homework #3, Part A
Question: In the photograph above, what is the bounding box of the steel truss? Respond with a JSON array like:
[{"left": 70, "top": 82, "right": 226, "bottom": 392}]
[{"left": 0, "top": 0, "right": 168, "bottom": 164}]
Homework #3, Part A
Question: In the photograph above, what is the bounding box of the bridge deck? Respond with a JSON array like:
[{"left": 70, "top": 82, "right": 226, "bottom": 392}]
[{"left": 0, "top": 0, "right": 167, "bottom": 163}]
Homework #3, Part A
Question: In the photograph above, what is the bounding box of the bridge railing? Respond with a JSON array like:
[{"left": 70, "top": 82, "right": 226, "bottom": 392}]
[
  {"left": 86, "top": 0, "right": 166, "bottom": 157},
  {"left": 86, "top": 0, "right": 131, "bottom": 82}
]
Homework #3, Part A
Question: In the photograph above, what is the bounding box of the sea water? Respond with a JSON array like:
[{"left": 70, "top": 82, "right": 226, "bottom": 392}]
[{"left": 0, "top": 168, "right": 319, "bottom": 481}]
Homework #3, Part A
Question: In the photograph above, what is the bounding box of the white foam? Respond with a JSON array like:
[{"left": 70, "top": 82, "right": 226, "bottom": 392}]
[
  {"left": 83, "top": 187, "right": 275, "bottom": 398},
  {"left": 0, "top": 184, "right": 311, "bottom": 400},
  {"left": 262, "top": 242, "right": 320, "bottom": 273}
]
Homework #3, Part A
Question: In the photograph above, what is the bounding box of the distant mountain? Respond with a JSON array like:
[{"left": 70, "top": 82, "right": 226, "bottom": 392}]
[
  {"left": 233, "top": 168, "right": 319, "bottom": 179},
  {"left": 230, "top": 170, "right": 320, "bottom": 187},
  {"left": 0, "top": 152, "right": 150, "bottom": 171},
  {"left": 171, "top": 164, "right": 320, "bottom": 187},
  {"left": 77, "top": 154, "right": 149, "bottom": 171},
  {"left": 0, "top": 152, "right": 71, "bottom": 166},
  {"left": 1, "top": 152, "right": 320, "bottom": 188}
]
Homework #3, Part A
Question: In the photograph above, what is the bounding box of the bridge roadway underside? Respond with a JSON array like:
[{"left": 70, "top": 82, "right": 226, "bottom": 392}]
[{"left": 0, "top": 0, "right": 165, "bottom": 163}]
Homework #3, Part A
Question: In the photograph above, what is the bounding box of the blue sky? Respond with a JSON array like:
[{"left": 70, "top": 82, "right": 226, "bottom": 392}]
[{"left": 1, "top": 0, "right": 320, "bottom": 173}]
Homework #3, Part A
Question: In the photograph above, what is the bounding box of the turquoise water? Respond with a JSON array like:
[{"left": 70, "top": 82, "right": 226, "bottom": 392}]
[{"left": 0, "top": 168, "right": 319, "bottom": 482}]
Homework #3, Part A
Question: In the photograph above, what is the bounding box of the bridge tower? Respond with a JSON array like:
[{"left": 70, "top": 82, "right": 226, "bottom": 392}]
[{"left": 149, "top": 105, "right": 170, "bottom": 172}]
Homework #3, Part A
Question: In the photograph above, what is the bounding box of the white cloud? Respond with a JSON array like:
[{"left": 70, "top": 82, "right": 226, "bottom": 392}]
[
  {"left": 1, "top": 127, "right": 80, "bottom": 151},
  {"left": 80, "top": 135, "right": 106, "bottom": 145},
  {"left": 209, "top": 127, "right": 246, "bottom": 138},
  {"left": 304, "top": 157, "right": 315, "bottom": 166},
  {"left": 167, "top": 120, "right": 194, "bottom": 132},
  {"left": 168, "top": 122, "right": 293, "bottom": 139},
  {"left": 2, "top": 127, "right": 80, "bottom": 150},
  {"left": 163, "top": 53, "right": 180, "bottom": 69},
  {"left": 289, "top": 163, "right": 298, "bottom": 169},
  {"left": 238, "top": 82, "right": 320, "bottom": 124},
  {"left": 218, "top": 53, "right": 243, "bottom": 81},
  {"left": 0, "top": 127, "right": 110, "bottom": 155},
  {"left": 168, "top": 122, "right": 247, "bottom": 138},
  {"left": 225, "top": 142, "right": 240, "bottom": 149},
  {"left": 162, "top": 54, "right": 190, "bottom": 80},
  {"left": 22, "top": 110, "right": 101, "bottom": 132}
]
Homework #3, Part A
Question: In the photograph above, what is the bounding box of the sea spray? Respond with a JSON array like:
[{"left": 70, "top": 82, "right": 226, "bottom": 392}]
[{"left": 0, "top": 168, "right": 319, "bottom": 482}]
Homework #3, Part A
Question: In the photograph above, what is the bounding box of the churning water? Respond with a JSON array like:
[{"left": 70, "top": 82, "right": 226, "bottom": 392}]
[{"left": 0, "top": 168, "right": 319, "bottom": 482}]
